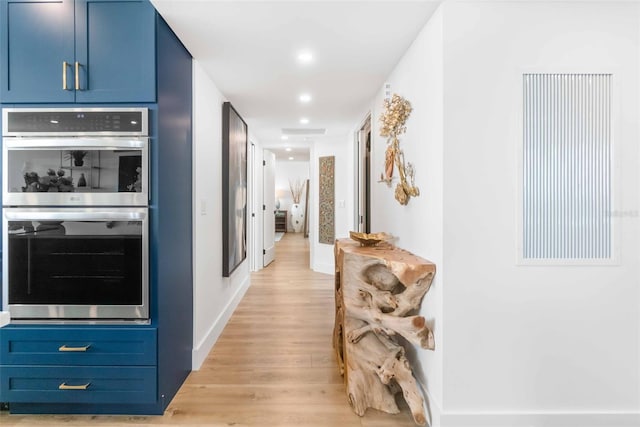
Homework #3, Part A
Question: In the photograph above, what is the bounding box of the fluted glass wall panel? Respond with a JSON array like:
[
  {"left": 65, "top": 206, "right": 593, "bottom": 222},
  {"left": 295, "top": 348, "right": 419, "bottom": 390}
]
[{"left": 523, "top": 74, "right": 611, "bottom": 260}]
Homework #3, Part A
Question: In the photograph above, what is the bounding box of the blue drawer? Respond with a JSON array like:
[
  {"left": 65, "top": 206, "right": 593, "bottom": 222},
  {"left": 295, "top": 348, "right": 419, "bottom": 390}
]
[
  {"left": 1, "top": 365, "right": 157, "bottom": 404},
  {"left": 0, "top": 327, "right": 156, "bottom": 366}
]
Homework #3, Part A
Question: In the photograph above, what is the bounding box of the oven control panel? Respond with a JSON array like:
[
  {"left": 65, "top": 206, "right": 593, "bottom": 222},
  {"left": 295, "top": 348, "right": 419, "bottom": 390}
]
[{"left": 2, "top": 108, "right": 148, "bottom": 136}]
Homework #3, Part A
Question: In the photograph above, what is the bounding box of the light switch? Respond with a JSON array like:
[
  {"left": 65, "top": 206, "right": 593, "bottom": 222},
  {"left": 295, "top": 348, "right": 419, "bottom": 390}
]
[
  {"left": 200, "top": 199, "right": 207, "bottom": 215},
  {"left": 338, "top": 200, "right": 345, "bottom": 208}
]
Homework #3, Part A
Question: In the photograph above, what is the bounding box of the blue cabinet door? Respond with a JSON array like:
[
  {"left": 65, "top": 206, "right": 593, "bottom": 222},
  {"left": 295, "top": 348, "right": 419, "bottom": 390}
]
[
  {"left": 75, "top": 0, "right": 156, "bottom": 103},
  {"left": 0, "top": 0, "right": 76, "bottom": 103}
]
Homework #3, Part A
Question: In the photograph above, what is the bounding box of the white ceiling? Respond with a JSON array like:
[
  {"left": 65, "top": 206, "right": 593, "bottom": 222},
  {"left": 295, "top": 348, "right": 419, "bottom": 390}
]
[
  {"left": 269, "top": 145, "right": 311, "bottom": 162},
  {"left": 150, "top": 0, "right": 443, "bottom": 159}
]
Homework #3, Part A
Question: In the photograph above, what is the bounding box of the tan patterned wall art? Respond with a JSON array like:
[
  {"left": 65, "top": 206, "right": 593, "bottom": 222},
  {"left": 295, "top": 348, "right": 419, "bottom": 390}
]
[{"left": 318, "top": 156, "right": 335, "bottom": 244}]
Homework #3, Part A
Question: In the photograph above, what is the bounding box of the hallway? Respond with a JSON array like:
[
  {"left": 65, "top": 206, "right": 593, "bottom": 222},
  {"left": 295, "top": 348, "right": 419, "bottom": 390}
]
[
  {"left": 1, "top": 233, "right": 418, "bottom": 426},
  {"left": 161, "top": 233, "right": 417, "bottom": 426}
]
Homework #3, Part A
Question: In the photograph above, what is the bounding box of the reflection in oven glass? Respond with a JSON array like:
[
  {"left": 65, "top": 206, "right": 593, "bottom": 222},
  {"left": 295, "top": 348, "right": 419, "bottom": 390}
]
[{"left": 7, "top": 149, "right": 143, "bottom": 194}]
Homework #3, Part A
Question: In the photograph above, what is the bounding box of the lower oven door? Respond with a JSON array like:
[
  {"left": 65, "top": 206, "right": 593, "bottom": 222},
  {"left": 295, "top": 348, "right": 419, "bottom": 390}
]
[{"left": 2, "top": 208, "right": 148, "bottom": 321}]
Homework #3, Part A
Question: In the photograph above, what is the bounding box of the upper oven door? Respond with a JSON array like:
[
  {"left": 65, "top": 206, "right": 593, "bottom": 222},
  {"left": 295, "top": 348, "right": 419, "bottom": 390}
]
[{"left": 3, "top": 137, "right": 149, "bottom": 206}]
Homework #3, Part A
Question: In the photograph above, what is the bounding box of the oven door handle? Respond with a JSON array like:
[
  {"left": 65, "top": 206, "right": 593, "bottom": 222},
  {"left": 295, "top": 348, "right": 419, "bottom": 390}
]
[
  {"left": 4, "top": 210, "right": 146, "bottom": 222},
  {"left": 3, "top": 138, "right": 146, "bottom": 150}
]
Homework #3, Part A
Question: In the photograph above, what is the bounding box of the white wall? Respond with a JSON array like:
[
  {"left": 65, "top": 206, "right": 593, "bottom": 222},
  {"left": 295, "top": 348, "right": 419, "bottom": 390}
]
[
  {"left": 441, "top": 2, "right": 640, "bottom": 425},
  {"left": 363, "top": 1, "right": 640, "bottom": 426},
  {"left": 274, "top": 159, "right": 309, "bottom": 232},
  {"left": 192, "top": 61, "right": 252, "bottom": 369},
  {"left": 310, "top": 136, "right": 354, "bottom": 274},
  {"left": 367, "top": 5, "right": 445, "bottom": 420}
]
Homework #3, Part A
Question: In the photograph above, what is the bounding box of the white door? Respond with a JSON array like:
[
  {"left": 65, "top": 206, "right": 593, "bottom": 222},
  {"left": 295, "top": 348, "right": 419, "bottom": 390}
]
[
  {"left": 263, "top": 150, "right": 276, "bottom": 266},
  {"left": 248, "top": 141, "right": 260, "bottom": 271}
]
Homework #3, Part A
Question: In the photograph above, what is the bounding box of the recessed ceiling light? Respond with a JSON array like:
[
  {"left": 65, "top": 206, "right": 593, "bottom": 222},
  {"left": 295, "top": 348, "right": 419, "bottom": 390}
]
[
  {"left": 297, "top": 50, "right": 314, "bottom": 64},
  {"left": 299, "top": 93, "right": 312, "bottom": 103},
  {"left": 281, "top": 135, "right": 289, "bottom": 140},
  {"left": 285, "top": 148, "right": 292, "bottom": 152},
  {"left": 288, "top": 156, "right": 294, "bottom": 160},
  {"left": 299, "top": 118, "right": 309, "bottom": 125}
]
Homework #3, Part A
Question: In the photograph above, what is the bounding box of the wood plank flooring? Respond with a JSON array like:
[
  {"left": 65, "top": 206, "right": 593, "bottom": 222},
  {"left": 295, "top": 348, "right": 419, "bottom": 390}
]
[{"left": 0, "top": 233, "right": 417, "bottom": 426}]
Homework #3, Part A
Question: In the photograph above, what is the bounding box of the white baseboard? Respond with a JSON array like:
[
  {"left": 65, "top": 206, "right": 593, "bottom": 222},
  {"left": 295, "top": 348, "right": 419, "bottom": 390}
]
[
  {"left": 191, "top": 275, "right": 251, "bottom": 370},
  {"left": 415, "top": 379, "right": 639, "bottom": 427},
  {"left": 439, "top": 411, "right": 640, "bottom": 427}
]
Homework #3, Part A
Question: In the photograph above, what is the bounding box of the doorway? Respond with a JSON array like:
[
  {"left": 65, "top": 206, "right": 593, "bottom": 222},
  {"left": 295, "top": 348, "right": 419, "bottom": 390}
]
[
  {"left": 263, "top": 149, "right": 276, "bottom": 266},
  {"left": 355, "top": 114, "right": 371, "bottom": 233}
]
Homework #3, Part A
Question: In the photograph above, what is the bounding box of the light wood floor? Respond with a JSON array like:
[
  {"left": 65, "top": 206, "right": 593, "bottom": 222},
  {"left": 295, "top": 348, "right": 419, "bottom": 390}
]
[{"left": 1, "top": 233, "right": 416, "bottom": 426}]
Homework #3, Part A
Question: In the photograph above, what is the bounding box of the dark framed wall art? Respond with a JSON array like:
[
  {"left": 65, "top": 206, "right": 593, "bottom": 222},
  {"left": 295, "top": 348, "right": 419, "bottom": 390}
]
[{"left": 222, "top": 102, "right": 248, "bottom": 277}]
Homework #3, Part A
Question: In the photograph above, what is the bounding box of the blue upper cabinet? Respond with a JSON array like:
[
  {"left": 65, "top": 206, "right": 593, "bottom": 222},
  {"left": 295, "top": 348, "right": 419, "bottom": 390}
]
[{"left": 0, "top": 0, "right": 156, "bottom": 104}]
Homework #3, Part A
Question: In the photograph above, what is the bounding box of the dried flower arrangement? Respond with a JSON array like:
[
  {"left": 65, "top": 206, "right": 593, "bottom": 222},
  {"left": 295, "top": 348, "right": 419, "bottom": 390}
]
[
  {"left": 378, "top": 93, "right": 420, "bottom": 205},
  {"left": 289, "top": 178, "right": 305, "bottom": 204}
]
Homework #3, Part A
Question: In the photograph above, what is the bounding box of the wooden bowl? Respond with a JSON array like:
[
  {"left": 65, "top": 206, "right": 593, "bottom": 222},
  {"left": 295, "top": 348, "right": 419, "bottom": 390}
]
[{"left": 349, "top": 231, "right": 390, "bottom": 247}]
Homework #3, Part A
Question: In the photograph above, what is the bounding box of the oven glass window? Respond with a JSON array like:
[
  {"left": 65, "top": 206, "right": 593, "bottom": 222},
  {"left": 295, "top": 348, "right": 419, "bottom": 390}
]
[
  {"left": 8, "top": 220, "right": 142, "bottom": 305},
  {"left": 7, "top": 149, "right": 143, "bottom": 194}
]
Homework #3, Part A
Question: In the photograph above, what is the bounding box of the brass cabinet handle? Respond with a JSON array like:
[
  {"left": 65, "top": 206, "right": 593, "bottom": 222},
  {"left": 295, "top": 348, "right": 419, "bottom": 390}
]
[
  {"left": 75, "top": 61, "right": 80, "bottom": 91},
  {"left": 59, "top": 382, "right": 90, "bottom": 391},
  {"left": 62, "top": 61, "right": 70, "bottom": 90},
  {"left": 58, "top": 344, "right": 91, "bottom": 352}
]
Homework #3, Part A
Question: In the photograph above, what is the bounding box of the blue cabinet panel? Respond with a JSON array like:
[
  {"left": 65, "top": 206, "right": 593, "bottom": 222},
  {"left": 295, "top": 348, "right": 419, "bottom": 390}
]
[
  {"left": 1, "top": 365, "right": 157, "bottom": 404},
  {"left": 75, "top": 0, "right": 156, "bottom": 103},
  {"left": 155, "top": 16, "right": 193, "bottom": 409},
  {"left": 0, "top": 0, "right": 76, "bottom": 103},
  {"left": 0, "top": 327, "right": 157, "bottom": 366}
]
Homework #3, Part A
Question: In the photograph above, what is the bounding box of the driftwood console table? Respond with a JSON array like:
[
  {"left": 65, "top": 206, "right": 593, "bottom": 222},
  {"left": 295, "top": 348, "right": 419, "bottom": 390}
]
[{"left": 333, "top": 238, "right": 435, "bottom": 425}]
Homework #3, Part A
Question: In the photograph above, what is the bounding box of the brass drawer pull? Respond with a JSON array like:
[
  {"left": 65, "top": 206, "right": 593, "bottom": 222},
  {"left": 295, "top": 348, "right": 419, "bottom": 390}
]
[
  {"left": 59, "top": 382, "right": 90, "bottom": 391},
  {"left": 58, "top": 344, "right": 91, "bottom": 352}
]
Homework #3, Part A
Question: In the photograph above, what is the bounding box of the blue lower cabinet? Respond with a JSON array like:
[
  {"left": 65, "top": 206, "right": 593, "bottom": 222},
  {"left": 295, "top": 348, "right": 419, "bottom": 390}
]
[
  {"left": 0, "top": 326, "right": 158, "bottom": 408},
  {"left": 1, "top": 365, "right": 157, "bottom": 404}
]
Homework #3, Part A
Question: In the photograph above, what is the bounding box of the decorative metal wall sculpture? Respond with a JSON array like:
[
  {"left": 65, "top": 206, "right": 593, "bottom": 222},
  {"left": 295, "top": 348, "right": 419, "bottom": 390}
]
[{"left": 379, "top": 94, "right": 419, "bottom": 205}]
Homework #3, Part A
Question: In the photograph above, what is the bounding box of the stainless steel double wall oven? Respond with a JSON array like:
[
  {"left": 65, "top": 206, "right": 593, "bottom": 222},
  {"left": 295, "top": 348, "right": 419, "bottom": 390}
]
[{"left": 2, "top": 108, "right": 150, "bottom": 321}]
